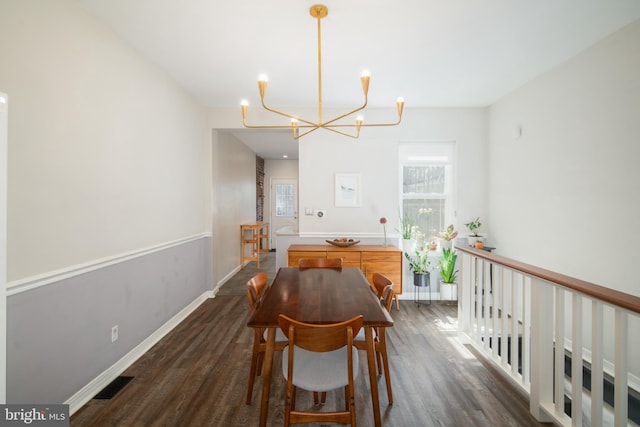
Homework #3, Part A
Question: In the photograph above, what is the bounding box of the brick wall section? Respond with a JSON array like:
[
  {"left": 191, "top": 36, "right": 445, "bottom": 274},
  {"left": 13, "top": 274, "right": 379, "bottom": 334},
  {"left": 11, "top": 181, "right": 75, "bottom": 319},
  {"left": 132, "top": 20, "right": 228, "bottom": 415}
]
[{"left": 256, "top": 155, "right": 265, "bottom": 221}]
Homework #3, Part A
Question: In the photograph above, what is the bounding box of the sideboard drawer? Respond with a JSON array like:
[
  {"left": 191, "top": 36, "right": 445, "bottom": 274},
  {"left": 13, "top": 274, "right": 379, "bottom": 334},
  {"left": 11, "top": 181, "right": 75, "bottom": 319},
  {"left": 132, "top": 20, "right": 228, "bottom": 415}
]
[
  {"left": 288, "top": 251, "right": 326, "bottom": 267},
  {"left": 327, "top": 251, "right": 361, "bottom": 268}
]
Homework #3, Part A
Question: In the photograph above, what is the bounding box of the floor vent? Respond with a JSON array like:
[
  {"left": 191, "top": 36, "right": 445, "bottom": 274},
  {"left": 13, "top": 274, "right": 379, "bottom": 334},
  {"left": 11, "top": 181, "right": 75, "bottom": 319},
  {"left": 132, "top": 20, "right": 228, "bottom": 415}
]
[{"left": 94, "top": 376, "right": 134, "bottom": 399}]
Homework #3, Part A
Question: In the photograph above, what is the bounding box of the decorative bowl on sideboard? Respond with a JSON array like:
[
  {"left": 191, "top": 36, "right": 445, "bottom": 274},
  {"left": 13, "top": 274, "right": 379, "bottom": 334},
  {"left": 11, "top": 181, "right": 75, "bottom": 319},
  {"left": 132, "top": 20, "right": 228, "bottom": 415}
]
[{"left": 326, "top": 239, "right": 360, "bottom": 247}]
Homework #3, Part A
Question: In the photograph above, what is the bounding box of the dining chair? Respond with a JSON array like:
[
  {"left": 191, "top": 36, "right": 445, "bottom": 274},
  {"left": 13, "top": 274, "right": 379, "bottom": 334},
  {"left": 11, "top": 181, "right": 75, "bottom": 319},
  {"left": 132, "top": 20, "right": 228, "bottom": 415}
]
[
  {"left": 355, "top": 273, "right": 395, "bottom": 405},
  {"left": 371, "top": 271, "right": 399, "bottom": 311},
  {"left": 278, "top": 314, "right": 363, "bottom": 427},
  {"left": 371, "top": 272, "right": 393, "bottom": 299},
  {"left": 298, "top": 257, "right": 343, "bottom": 269},
  {"left": 245, "top": 272, "right": 287, "bottom": 405}
]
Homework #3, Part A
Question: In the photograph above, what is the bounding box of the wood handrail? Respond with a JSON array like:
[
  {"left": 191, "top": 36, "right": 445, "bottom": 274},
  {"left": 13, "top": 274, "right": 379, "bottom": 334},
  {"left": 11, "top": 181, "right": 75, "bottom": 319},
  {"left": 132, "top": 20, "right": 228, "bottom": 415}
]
[{"left": 455, "top": 245, "right": 640, "bottom": 315}]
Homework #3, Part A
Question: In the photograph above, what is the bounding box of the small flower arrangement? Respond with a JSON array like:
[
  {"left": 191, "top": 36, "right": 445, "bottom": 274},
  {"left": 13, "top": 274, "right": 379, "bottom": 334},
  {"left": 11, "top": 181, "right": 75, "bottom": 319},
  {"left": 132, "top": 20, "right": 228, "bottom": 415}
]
[{"left": 379, "top": 217, "right": 388, "bottom": 245}]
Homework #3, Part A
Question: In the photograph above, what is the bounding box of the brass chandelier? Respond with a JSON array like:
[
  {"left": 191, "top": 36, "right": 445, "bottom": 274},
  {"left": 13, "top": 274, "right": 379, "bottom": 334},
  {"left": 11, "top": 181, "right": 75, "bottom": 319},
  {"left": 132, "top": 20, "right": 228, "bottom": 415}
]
[{"left": 240, "top": 4, "right": 404, "bottom": 140}]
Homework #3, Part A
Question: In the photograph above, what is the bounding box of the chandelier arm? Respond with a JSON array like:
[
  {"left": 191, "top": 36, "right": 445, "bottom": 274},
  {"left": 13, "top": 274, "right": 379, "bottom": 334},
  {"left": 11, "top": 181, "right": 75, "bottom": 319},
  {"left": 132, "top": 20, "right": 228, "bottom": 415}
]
[
  {"left": 357, "top": 116, "right": 403, "bottom": 127},
  {"left": 320, "top": 125, "right": 360, "bottom": 139},
  {"left": 242, "top": 121, "right": 300, "bottom": 130},
  {"left": 326, "top": 107, "right": 403, "bottom": 128},
  {"left": 320, "top": 111, "right": 402, "bottom": 128},
  {"left": 317, "top": 99, "right": 368, "bottom": 127},
  {"left": 294, "top": 126, "right": 322, "bottom": 139},
  {"left": 258, "top": 99, "right": 319, "bottom": 127}
]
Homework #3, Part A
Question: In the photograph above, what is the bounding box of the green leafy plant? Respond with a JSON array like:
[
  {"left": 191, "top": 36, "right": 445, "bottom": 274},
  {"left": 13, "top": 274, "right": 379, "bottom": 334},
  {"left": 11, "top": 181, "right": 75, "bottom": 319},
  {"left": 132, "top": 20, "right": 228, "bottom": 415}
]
[
  {"left": 439, "top": 248, "right": 458, "bottom": 283},
  {"left": 464, "top": 217, "right": 482, "bottom": 237},
  {"left": 404, "top": 249, "right": 431, "bottom": 274}
]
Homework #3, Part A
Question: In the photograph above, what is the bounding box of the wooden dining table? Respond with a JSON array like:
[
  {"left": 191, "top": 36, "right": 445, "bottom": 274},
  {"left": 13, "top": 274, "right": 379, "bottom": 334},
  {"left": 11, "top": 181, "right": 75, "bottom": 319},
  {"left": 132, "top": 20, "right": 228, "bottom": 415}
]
[{"left": 246, "top": 266, "right": 394, "bottom": 427}]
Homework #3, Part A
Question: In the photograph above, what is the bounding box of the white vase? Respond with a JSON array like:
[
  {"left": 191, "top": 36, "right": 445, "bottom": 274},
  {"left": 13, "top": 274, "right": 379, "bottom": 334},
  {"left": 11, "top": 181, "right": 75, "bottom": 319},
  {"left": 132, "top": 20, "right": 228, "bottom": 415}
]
[
  {"left": 440, "top": 281, "right": 458, "bottom": 302},
  {"left": 403, "top": 238, "right": 415, "bottom": 252}
]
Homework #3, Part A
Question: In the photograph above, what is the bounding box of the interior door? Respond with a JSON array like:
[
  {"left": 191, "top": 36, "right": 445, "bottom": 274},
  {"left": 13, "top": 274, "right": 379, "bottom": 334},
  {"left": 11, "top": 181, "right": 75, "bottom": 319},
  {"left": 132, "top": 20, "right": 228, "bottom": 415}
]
[{"left": 270, "top": 178, "right": 298, "bottom": 248}]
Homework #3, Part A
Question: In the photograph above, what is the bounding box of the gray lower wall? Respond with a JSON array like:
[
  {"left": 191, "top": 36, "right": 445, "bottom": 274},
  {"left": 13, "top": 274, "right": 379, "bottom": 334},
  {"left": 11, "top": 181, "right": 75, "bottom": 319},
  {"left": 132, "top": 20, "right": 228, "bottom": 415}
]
[{"left": 6, "top": 235, "right": 212, "bottom": 403}]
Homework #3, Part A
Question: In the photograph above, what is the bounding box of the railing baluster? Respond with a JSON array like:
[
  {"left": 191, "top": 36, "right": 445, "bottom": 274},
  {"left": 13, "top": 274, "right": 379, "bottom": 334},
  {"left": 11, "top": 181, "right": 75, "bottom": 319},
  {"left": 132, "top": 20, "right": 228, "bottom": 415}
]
[
  {"left": 511, "top": 271, "right": 519, "bottom": 377},
  {"left": 492, "top": 264, "right": 500, "bottom": 360},
  {"left": 500, "top": 266, "right": 508, "bottom": 368},
  {"left": 529, "top": 277, "right": 554, "bottom": 422},
  {"left": 591, "top": 300, "right": 603, "bottom": 427},
  {"left": 614, "top": 310, "right": 628, "bottom": 427},
  {"left": 554, "top": 288, "right": 565, "bottom": 417},
  {"left": 482, "top": 258, "right": 490, "bottom": 351},
  {"left": 523, "top": 277, "right": 531, "bottom": 387},
  {"left": 571, "top": 294, "right": 583, "bottom": 426},
  {"left": 474, "top": 256, "right": 481, "bottom": 343}
]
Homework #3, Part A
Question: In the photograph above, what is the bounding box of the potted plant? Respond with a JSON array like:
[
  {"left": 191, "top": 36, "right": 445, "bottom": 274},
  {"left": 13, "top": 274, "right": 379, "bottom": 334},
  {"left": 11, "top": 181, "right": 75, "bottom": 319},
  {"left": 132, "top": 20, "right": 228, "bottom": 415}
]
[
  {"left": 404, "top": 249, "right": 432, "bottom": 287},
  {"left": 437, "top": 224, "right": 458, "bottom": 249},
  {"left": 439, "top": 248, "right": 458, "bottom": 302},
  {"left": 464, "top": 217, "right": 482, "bottom": 246},
  {"left": 398, "top": 207, "right": 433, "bottom": 251},
  {"left": 397, "top": 210, "right": 416, "bottom": 249}
]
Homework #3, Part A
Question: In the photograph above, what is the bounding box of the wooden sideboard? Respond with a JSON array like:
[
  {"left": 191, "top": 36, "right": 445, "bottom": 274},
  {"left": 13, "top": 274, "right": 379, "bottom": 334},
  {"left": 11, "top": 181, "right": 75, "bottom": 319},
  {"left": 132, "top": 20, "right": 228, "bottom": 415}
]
[{"left": 287, "top": 244, "right": 402, "bottom": 309}]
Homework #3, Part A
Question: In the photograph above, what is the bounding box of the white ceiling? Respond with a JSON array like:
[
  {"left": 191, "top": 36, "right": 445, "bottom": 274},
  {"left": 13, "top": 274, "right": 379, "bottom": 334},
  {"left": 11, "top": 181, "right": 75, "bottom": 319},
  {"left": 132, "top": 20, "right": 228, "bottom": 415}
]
[{"left": 76, "top": 0, "right": 640, "bottom": 159}]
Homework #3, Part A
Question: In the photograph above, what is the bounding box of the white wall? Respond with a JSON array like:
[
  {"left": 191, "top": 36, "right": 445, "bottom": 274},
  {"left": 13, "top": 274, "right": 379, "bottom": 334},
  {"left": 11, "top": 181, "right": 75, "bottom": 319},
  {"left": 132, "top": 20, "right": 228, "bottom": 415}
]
[
  {"left": 0, "top": 0, "right": 213, "bottom": 405},
  {"left": 297, "top": 108, "right": 487, "bottom": 237},
  {"left": 487, "top": 19, "right": 640, "bottom": 295},
  {"left": 488, "top": 19, "right": 640, "bottom": 378},
  {"left": 0, "top": 0, "right": 210, "bottom": 282},
  {"left": 211, "top": 131, "right": 257, "bottom": 286},
  {"left": 0, "top": 93, "right": 7, "bottom": 403}
]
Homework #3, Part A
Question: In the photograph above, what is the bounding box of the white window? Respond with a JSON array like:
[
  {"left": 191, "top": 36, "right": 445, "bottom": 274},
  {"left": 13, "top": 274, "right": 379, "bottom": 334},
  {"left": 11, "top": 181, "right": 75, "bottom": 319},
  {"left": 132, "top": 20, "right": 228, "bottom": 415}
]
[
  {"left": 274, "top": 183, "right": 295, "bottom": 217},
  {"left": 399, "top": 142, "right": 455, "bottom": 243}
]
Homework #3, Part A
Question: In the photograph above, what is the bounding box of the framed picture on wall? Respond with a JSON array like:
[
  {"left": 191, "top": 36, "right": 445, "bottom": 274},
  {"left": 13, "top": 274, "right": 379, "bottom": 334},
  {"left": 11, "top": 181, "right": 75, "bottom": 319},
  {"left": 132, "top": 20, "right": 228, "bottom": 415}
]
[{"left": 334, "top": 173, "right": 361, "bottom": 207}]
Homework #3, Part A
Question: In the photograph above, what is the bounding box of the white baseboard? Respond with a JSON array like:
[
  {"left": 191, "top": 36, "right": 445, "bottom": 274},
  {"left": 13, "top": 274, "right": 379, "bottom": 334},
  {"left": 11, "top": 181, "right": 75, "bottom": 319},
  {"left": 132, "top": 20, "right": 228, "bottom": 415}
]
[{"left": 65, "top": 290, "right": 212, "bottom": 415}]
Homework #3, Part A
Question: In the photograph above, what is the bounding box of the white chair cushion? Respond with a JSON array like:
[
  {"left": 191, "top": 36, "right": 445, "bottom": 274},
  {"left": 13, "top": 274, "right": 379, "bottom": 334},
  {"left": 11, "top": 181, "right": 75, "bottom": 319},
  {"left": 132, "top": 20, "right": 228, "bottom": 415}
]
[
  {"left": 354, "top": 328, "right": 378, "bottom": 341},
  {"left": 282, "top": 345, "right": 358, "bottom": 392},
  {"left": 263, "top": 328, "right": 288, "bottom": 342}
]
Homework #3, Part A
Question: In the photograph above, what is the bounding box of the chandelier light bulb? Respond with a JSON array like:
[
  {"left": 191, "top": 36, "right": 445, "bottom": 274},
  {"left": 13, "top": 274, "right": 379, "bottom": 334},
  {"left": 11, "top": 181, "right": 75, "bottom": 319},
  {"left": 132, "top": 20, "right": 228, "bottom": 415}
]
[
  {"left": 361, "top": 70, "right": 370, "bottom": 78},
  {"left": 241, "top": 100, "right": 249, "bottom": 119},
  {"left": 258, "top": 75, "right": 268, "bottom": 82}
]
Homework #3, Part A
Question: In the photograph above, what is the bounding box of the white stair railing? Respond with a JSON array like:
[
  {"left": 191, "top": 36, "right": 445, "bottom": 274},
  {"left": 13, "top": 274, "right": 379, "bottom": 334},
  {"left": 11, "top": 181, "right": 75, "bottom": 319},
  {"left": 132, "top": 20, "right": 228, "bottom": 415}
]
[{"left": 456, "top": 246, "right": 640, "bottom": 427}]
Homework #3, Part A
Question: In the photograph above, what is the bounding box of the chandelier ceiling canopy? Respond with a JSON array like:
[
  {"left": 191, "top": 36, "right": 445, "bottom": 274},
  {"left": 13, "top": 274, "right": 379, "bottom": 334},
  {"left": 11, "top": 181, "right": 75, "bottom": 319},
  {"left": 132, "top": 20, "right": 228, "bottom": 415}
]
[{"left": 240, "top": 4, "right": 404, "bottom": 140}]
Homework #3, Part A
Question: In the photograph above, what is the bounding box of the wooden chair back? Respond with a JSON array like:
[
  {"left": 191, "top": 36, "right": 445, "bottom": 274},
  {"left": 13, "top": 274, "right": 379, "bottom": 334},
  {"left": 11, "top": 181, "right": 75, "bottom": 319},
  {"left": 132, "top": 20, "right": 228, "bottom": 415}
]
[
  {"left": 372, "top": 272, "right": 393, "bottom": 298},
  {"left": 298, "top": 257, "right": 343, "bottom": 269},
  {"left": 246, "top": 272, "right": 268, "bottom": 312},
  {"left": 381, "top": 284, "right": 395, "bottom": 313},
  {"left": 278, "top": 314, "right": 363, "bottom": 426},
  {"left": 278, "top": 314, "right": 363, "bottom": 352}
]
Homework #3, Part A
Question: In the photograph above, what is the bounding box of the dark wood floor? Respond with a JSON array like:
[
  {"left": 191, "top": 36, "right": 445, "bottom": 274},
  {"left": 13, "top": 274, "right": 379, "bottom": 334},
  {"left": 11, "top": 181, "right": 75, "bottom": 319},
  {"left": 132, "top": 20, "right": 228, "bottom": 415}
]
[{"left": 72, "top": 258, "right": 553, "bottom": 426}]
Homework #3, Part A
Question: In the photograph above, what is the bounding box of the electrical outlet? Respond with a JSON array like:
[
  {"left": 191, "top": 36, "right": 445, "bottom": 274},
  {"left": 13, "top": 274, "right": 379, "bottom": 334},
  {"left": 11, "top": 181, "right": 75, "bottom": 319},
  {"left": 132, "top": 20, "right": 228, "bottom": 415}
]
[{"left": 111, "top": 325, "right": 118, "bottom": 343}]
